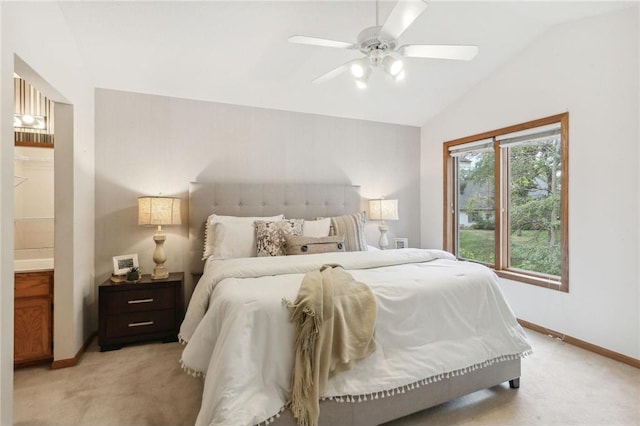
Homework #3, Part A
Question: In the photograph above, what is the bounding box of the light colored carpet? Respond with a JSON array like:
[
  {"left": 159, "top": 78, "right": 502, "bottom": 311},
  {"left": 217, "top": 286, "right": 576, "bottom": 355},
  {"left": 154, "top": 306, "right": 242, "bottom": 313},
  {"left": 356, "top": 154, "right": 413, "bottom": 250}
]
[{"left": 14, "top": 330, "right": 640, "bottom": 426}]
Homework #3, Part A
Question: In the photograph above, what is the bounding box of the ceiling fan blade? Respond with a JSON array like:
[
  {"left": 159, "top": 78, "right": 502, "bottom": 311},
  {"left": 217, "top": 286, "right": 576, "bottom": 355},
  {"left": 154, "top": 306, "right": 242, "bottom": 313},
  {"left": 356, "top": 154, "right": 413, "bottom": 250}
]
[
  {"left": 400, "top": 44, "right": 479, "bottom": 60},
  {"left": 288, "top": 35, "right": 355, "bottom": 49},
  {"left": 312, "top": 60, "right": 358, "bottom": 84},
  {"left": 380, "top": 0, "right": 428, "bottom": 40}
]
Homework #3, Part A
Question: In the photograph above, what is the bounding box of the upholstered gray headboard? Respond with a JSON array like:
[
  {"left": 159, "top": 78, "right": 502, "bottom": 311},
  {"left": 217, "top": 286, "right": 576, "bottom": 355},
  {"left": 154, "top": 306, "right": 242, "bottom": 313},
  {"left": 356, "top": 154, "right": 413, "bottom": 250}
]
[{"left": 189, "top": 182, "right": 362, "bottom": 274}]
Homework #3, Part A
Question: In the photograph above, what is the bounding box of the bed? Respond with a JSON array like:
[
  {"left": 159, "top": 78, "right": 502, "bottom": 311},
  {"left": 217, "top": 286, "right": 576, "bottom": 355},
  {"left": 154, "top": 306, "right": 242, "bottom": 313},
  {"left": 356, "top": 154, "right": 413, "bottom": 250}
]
[{"left": 180, "top": 182, "right": 531, "bottom": 426}]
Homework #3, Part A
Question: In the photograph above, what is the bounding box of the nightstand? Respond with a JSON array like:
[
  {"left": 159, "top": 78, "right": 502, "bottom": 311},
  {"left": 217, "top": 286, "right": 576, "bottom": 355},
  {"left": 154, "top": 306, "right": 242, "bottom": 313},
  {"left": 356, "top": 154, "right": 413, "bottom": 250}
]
[{"left": 98, "top": 272, "right": 184, "bottom": 352}]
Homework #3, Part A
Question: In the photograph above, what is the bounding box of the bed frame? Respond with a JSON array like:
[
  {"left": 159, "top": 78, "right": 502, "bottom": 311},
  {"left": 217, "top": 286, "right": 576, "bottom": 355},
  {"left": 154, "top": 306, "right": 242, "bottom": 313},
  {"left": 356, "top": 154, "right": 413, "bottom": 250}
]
[{"left": 188, "top": 182, "right": 521, "bottom": 426}]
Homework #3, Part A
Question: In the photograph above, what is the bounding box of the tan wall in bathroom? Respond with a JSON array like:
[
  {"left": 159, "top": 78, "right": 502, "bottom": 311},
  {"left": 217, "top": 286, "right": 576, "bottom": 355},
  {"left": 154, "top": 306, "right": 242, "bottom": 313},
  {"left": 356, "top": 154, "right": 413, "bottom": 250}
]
[{"left": 14, "top": 146, "right": 54, "bottom": 249}]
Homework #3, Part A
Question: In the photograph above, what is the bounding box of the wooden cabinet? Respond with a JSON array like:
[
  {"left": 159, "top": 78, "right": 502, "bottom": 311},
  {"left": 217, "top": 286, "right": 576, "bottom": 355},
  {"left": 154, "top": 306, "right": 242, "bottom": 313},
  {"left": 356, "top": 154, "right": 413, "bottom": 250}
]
[
  {"left": 14, "top": 271, "right": 53, "bottom": 367},
  {"left": 98, "top": 273, "right": 184, "bottom": 351}
]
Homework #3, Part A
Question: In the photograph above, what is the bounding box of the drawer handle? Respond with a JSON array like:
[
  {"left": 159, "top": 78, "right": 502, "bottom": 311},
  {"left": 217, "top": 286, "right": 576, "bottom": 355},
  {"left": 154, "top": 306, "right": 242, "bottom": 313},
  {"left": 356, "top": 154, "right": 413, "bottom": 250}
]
[
  {"left": 128, "top": 321, "right": 154, "bottom": 328},
  {"left": 128, "top": 298, "right": 154, "bottom": 304}
]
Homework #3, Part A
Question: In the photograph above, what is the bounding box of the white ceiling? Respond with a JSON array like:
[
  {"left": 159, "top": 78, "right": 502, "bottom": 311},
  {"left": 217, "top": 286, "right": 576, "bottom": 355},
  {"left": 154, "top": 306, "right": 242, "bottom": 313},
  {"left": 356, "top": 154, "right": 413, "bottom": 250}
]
[{"left": 58, "top": 1, "right": 633, "bottom": 127}]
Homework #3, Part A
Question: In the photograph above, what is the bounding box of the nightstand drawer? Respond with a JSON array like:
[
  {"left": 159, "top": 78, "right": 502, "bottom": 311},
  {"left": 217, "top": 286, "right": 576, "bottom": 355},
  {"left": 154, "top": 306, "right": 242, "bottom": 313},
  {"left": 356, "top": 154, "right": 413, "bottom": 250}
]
[
  {"left": 104, "top": 286, "right": 175, "bottom": 315},
  {"left": 105, "top": 309, "right": 176, "bottom": 338}
]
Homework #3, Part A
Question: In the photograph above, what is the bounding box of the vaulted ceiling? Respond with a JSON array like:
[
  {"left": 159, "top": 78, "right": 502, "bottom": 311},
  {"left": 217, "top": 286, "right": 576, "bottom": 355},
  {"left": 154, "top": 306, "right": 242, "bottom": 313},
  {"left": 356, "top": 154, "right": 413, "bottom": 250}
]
[{"left": 58, "top": 1, "right": 632, "bottom": 126}]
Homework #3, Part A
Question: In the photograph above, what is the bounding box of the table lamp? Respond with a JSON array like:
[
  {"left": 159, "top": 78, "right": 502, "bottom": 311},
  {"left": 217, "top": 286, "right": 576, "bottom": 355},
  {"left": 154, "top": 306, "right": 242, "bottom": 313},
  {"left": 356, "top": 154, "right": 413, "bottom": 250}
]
[
  {"left": 368, "top": 198, "right": 399, "bottom": 249},
  {"left": 138, "top": 196, "right": 181, "bottom": 279}
]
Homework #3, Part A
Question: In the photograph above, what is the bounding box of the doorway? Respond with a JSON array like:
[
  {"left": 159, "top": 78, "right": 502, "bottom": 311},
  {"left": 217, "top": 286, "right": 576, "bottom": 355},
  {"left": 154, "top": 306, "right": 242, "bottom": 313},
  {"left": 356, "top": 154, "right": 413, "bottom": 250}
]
[
  {"left": 13, "top": 74, "right": 55, "bottom": 367},
  {"left": 11, "top": 55, "right": 75, "bottom": 368}
]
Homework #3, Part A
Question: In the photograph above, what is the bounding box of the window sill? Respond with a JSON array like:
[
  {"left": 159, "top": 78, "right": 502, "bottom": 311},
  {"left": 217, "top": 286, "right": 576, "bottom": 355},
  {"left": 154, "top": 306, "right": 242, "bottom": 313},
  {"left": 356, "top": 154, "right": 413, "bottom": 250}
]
[{"left": 495, "top": 269, "right": 567, "bottom": 292}]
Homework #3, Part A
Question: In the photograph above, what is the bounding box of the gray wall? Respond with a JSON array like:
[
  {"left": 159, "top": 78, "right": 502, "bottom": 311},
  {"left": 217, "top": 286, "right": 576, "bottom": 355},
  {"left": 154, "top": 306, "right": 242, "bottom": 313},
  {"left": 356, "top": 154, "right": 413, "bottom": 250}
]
[{"left": 95, "top": 89, "right": 420, "bottom": 298}]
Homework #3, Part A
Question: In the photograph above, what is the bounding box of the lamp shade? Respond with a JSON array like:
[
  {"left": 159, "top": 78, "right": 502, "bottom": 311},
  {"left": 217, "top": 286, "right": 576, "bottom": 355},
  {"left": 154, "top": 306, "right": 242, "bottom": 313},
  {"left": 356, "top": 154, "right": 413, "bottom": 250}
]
[
  {"left": 368, "top": 199, "right": 399, "bottom": 221},
  {"left": 138, "top": 196, "right": 181, "bottom": 226}
]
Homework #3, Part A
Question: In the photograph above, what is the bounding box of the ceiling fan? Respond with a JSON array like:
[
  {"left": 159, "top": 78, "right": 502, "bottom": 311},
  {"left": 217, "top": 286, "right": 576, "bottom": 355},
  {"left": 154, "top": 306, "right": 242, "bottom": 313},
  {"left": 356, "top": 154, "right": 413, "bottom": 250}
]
[{"left": 288, "top": 0, "right": 478, "bottom": 88}]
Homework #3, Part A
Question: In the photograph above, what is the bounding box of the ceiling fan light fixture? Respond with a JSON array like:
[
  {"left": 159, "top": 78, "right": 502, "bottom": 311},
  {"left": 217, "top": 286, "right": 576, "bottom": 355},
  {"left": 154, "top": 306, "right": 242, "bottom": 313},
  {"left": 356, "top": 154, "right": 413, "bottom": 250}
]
[
  {"left": 390, "top": 59, "right": 403, "bottom": 76},
  {"left": 354, "top": 63, "right": 372, "bottom": 89},
  {"left": 350, "top": 58, "right": 370, "bottom": 79},
  {"left": 393, "top": 69, "right": 406, "bottom": 81},
  {"left": 352, "top": 59, "right": 372, "bottom": 88},
  {"left": 355, "top": 68, "right": 372, "bottom": 89},
  {"left": 382, "top": 56, "right": 404, "bottom": 77},
  {"left": 355, "top": 79, "right": 368, "bottom": 90},
  {"left": 351, "top": 63, "right": 364, "bottom": 78}
]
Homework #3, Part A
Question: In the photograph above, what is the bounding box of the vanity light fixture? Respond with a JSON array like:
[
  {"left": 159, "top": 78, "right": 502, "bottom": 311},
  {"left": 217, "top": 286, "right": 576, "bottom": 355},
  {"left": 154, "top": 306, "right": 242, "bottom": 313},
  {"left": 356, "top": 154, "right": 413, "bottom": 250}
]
[{"left": 14, "top": 114, "right": 46, "bottom": 130}]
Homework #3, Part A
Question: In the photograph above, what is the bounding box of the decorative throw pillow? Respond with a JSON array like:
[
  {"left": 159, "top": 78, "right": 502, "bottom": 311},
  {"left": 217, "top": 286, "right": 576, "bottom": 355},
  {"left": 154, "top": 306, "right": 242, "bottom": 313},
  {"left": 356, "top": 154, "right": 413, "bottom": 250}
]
[
  {"left": 329, "top": 212, "right": 368, "bottom": 252},
  {"left": 203, "top": 214, "right": 284, "bottom": 260},
  {"left": 302, "top": 218, "right": 331, "bottom": 237},
  {"left": 255, "top": 219, "right": 304, "bottom": 257},
  {"left": 285, "top": 234, "right": 346, "bottom": 255}
]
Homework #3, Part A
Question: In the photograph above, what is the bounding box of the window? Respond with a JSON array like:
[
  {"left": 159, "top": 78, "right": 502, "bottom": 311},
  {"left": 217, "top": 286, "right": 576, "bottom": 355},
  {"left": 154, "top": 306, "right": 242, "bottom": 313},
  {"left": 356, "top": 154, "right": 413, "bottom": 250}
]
[{"left": 443, "top": 113, "right": 569, "bottom": 292}]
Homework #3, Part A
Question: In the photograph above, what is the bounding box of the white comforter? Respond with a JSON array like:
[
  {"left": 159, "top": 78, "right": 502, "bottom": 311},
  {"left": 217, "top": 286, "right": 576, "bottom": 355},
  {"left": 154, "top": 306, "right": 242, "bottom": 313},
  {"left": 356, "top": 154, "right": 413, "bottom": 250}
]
[{"left": 179, "top": 249, "right": 531, "bottom": 426}]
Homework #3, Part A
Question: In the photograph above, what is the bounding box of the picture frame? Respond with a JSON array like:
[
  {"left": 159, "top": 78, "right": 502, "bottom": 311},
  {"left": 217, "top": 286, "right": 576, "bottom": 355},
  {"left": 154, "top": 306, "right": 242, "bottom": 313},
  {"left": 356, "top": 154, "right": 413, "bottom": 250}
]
[
  {"left": 394, "top": 238, "right": 409, "bottom": 249},
  {"left": 112, "top": 253, "right": 139, "bottom": 275}
]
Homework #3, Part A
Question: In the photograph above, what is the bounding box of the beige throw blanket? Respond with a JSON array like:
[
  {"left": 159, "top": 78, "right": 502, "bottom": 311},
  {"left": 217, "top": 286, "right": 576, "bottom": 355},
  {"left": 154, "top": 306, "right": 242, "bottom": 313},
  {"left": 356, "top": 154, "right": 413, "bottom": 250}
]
[{"left": 283, "top": 264, "right": 378, "bottom": 426}]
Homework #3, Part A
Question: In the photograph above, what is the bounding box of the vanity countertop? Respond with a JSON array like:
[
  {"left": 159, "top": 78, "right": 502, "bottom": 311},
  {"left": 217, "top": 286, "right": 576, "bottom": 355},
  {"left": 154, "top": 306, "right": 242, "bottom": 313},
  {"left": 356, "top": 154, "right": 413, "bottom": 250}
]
[{"left": 15, "top": 258, "right": 54, "bottom": 273}]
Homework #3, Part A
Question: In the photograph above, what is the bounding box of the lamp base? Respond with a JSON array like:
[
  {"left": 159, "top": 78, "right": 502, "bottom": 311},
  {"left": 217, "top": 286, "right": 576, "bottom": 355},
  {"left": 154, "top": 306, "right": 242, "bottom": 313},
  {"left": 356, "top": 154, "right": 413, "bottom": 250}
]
[
  {"left": 151, "top": 232, "right": 169, "bottom": 280},
  {"left": 378, "top": 224, "right": 389, "bottom": 250},
  {"left": 151, "top": 266, "right": 169, "bottom": 280}
]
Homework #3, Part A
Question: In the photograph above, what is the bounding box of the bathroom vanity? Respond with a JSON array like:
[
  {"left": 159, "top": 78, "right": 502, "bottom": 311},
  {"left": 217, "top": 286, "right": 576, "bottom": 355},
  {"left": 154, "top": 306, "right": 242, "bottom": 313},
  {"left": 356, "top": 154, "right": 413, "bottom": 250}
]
[{"left": 14, "top": 269, "right": 53, "bottom": 367}]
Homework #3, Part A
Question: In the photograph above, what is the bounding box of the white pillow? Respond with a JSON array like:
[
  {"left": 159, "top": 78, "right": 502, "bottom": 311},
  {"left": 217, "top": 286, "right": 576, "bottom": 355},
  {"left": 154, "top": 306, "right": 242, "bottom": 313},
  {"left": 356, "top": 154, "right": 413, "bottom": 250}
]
[
  {"left": 203, "top": 214, "right": 284, "bottom": 260},
  {"left": 208, "top": 222, "right": 255, "bottom": 259},
  {"left": 302, "top": 218, "right": 331, "bottom": 237}
]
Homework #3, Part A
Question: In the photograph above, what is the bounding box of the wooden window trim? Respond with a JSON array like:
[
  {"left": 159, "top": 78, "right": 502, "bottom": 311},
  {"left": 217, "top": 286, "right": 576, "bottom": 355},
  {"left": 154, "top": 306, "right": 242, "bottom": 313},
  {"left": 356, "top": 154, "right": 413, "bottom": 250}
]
[{"left": 442, "top": 113, "right": 569, "bottom": 292}]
